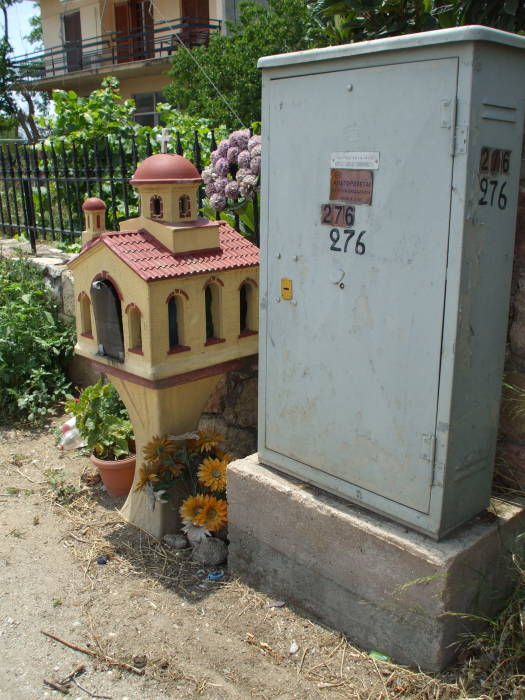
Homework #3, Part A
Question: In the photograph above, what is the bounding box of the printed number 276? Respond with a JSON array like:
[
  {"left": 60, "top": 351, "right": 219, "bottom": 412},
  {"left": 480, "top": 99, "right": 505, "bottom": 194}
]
[{"left": 330, "top": 228, "right": 366, "bottom": 255}]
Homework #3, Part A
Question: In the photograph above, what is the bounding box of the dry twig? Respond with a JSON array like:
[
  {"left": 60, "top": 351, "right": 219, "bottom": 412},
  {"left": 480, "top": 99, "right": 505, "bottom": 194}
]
[{"left": 41, "top": 630, "right": 145, "bottom": 675}]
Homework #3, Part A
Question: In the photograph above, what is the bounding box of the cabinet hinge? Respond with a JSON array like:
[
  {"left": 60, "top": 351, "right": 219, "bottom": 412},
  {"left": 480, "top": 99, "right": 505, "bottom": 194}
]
[
  {"left": 453, "top": 126, "right": 468, "bottom": 155},
  {"left": 421, "top": 434, "right": 436, "bottom": 464}
]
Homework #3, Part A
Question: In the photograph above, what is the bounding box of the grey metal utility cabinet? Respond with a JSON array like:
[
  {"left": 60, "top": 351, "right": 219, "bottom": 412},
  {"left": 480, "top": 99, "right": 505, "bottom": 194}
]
[{"left": 257, "top": 27, "right": 525, "bottom": 539}]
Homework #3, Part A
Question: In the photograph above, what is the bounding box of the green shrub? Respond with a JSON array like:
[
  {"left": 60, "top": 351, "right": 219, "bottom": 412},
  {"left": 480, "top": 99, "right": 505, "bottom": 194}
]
[
  {"left": 0, "top": 254, "right": 75, "bottom": 423},
  {"left": 65, "top": 380, "right": 134, "bottom": 460}
]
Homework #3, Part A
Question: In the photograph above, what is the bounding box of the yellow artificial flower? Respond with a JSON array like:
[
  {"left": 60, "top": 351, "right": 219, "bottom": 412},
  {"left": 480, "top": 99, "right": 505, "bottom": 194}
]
[
  {"left": 197, "top": 457, "right": 228, "bottom": 492},
  {"left": 134, "top": 466, "right": 159, "bottom": 492},
  {"left": 179, "top": 494, "right": 208, "bottom": 525},
  {"left": 190, "top": 431, "right": 223, "bottom": 454},
  {"left": 214, "top": 448, "right": 233, "bottom": 464},
  {"left": 200, "top": 495, "right": 228, "bottom": 532},
  {"left": 143, "top": 435, "right": 176, "bottom": 467},
  {"left": 166, "top": 461, "right": 184, "bottom": 478}
]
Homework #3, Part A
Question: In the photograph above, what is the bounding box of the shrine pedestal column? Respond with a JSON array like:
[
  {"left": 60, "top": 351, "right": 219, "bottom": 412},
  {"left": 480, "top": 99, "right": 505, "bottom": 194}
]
[{"left": 110, "top": 374, "right": 224, "bottom": 539}]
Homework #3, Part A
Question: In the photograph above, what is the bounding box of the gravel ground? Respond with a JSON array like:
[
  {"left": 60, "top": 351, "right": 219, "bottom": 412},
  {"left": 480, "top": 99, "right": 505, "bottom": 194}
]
[{"left": 0, "top": 416, "right": 473, "bottom": 700}]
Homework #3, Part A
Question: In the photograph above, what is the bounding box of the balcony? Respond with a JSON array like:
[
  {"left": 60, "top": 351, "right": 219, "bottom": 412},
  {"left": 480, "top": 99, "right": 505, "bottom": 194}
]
[{"left": 11, "top": 17, "right": 221, "bottom": 93}]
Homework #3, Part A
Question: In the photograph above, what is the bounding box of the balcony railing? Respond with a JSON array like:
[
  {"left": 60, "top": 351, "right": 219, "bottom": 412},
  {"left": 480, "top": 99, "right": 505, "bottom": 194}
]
[{"left": 11, "top": 16, "right": 221, "bottom": 83}]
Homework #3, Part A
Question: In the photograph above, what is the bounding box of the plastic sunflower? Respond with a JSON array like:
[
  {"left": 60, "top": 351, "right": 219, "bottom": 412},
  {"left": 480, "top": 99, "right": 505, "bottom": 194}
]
[
  {"left": 179, "top": 493, "right": 208, "bottom": 525},
  {"left": 199, "top": 495, "right": 228, "bottom": 532},
  {"left": 134, "top": 466, "right": 159, "bottom": 492},
  {"left": 192, "top": 431, "right": 223, "bottom": 454},
  {"left": 143, "top": 435, "right": 177, "bottom": 467},
  {"left": 166, "top": 461, "right": 184, "bottom": 478},
  {"left": 214, "top": 448, "right": 233, "bottom": 464},
  {"left": 198, "top": 457, "right": 228, "bottom": 492}
]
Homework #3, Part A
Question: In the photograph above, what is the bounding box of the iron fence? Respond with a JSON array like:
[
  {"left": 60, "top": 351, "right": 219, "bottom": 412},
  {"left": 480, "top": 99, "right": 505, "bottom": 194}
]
[{"left": 0, "top": 131, "right": 228, "bottom": 253}]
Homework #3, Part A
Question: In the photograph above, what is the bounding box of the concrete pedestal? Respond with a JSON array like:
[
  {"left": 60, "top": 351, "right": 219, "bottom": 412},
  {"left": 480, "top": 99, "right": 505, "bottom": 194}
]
[{"left": 228, "top": 455, "right": 525, "bottom": 671}]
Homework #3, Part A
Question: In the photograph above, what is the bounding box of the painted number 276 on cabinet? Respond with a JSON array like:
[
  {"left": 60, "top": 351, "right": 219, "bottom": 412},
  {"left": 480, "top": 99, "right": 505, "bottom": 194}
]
[{"left": 329, "top": 228, "right": 366, "bottom": 254}]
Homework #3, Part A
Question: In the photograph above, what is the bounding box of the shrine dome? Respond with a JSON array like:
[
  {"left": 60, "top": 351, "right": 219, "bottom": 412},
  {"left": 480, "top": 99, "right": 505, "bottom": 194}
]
[
  {"left": 82, "top": 197, "right": 106, "bottom": 211},
  {"left": 131, "top": 153, "right": 202, "bottom": 185}
]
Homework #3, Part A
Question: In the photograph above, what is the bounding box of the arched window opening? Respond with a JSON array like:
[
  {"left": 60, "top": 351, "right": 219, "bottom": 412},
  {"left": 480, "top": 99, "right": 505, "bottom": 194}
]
[
  {"left": 179, "top": 194, "right": 191, "bottom": 219},
  {"left": 205, "top": 286, "right": 214, "bottom": 339},
  {"left": 96, "top": 214, "right": 101, "bottom": 229},
  {"left": 128, "top": 306, "right": 142, "bottom": 352},
  {"left": 240, "top": 284, "right": 249, "bottom": 332},
  {"left": 204, "top": 284, "right": 223, "bottom": 343},
  {"left": 239, "top": 282, "right": 257, "bottom": 336},
  {"left": 168, "top": 296, "right": 180, "bottom": 348},
  {"left": 91, "top": 278, "right": 124, "bottom": 362},
  {"left": 80, "top": 294, "right": 92, "bottom": 336},
  {"left": 150, "top": 195, "right": 163, "bottom": 219}
]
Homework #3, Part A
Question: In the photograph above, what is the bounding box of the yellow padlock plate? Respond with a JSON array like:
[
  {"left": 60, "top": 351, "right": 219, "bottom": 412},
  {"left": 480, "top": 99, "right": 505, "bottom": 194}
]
[{"left": 281, "top": 277, "right": 293, "bottom": 300}]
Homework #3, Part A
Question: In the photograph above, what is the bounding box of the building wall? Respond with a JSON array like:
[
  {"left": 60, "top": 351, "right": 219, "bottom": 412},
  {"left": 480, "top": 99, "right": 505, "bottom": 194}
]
[
  {"left": 40, "top": 0, "right": 101, "bottom": 49},
  {"left": 39, "top": 0, "right": 226, "bottom": 53},
  {"left": 148, "top": 267, "right": 259, "bottom": 376}
]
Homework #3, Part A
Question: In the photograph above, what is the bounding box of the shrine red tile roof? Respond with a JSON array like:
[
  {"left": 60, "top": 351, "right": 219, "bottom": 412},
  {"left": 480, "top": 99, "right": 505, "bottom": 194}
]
[{"left": 71, "top": 221, "right": 259, "bottom": 282}]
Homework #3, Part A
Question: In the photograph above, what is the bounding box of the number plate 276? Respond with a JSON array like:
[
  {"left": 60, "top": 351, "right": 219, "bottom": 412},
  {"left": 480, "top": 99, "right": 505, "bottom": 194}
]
[{"left": 321, "top": 203, "right": 355, "bottom": 226}]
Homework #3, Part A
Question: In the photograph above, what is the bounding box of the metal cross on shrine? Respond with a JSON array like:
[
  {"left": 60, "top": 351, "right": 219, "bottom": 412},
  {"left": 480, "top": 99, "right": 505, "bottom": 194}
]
[{"left": 156, "top": 128, "right": 171, "bottom": 154}]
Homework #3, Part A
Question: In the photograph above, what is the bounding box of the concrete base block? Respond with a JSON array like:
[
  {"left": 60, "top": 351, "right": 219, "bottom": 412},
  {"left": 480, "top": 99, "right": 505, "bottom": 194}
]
[{"left": 228, "top": 455, "right": 525, "bottom": 671}]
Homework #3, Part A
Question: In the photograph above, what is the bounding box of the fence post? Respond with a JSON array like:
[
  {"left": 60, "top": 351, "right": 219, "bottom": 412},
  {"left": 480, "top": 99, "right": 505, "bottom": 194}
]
[{"left": 22, "top": 178, "right": 37, "bottom": 254}]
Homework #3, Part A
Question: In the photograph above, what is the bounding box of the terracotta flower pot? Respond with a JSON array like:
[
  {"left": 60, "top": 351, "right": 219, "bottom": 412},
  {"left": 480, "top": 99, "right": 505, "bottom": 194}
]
[{"left": 90, "top": 453, "right": 136, "bottom": 497}]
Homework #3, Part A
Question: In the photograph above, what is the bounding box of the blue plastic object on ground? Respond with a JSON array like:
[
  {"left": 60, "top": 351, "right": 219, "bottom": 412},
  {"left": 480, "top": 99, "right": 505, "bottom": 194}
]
[{"left": 207, "top": 571, "right": 224, "bottom": 581}]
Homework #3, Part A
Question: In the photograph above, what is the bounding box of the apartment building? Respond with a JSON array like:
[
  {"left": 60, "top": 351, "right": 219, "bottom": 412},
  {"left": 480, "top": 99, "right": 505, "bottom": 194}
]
[{"left": 13, "top": 0, "right": 241, "bottom": 125}]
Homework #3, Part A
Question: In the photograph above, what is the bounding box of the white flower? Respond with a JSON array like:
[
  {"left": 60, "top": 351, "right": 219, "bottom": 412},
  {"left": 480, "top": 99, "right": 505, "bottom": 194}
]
[{"left": 182, "top": 522, "right": 211, "bottom": 546}]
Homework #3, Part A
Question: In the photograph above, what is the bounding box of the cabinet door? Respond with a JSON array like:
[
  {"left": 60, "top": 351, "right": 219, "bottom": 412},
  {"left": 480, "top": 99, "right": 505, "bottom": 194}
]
[{"left": 262, "top": 58, "right": 458, "bottom": 513}]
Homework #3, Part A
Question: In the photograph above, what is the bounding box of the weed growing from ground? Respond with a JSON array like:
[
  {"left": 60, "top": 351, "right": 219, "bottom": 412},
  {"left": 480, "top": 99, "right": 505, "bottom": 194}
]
[{"left": 0, "top": 253, "right": 75, "bottom": 423}]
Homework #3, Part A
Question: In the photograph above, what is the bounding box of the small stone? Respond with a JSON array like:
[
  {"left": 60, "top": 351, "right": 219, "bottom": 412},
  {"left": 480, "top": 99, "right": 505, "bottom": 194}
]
[
  {"left": 192, "top": 537, "right": 228, "bottom": 566},
  {"left": 132, "top": 654, "right": 147, "bottom": 669},
  {"left": 163, "top": 534, "right": 188, "bottom": 549}
]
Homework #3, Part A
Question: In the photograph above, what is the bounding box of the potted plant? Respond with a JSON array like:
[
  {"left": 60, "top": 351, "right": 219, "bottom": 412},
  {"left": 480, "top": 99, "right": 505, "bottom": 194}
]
[{"left": 65, "top": 380, "right": 135, "bottom": 496}]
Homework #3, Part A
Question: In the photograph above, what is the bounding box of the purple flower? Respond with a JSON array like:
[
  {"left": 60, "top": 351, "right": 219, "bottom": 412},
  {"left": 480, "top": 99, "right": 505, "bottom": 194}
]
[
  {"left": 210, "top": 193, "right": 227, "bottom": 211},
  {"left": 201, "top": 166, "right": 214, "bottom": 184},
  {"left": 250, "top": 143, "right": 261, "bottom": 158},
  {"left": 229, "top": 129, "right": 250, "bottom": 150},
  {"left": 225, "top": 180, "right": 240, "bottom": 199},
  {"left": 235, "top": 167, "right": 250, "bottom": 182},
  {"left": 216, "top": 139, "right": 230, "bottom": 157},
  {"left": 214, "top": 178, "right": 228, "bottom": 195},
  {"left": 237, "top": 150, "right": 251, "bottom": 169},
  {"left": 240, "top": 174, "right": 259, "bottom": 200},
  {"left": 205, "top": 182, "right": 216, "bottom": 197},
  {"left": 250, "top": 155, "right": 261, "bottom": 175},
  {"left": 210, "top": 151, "right": 220, "bottom": 166},
  {"left": 227, "top": 146, "right": 240, "bottom": 164},
  {"left": 248, "top": 135, "right": 261, "bottom": 152},
  {"left": 215, "top": 157, "right": 230, "bottom": 177}
]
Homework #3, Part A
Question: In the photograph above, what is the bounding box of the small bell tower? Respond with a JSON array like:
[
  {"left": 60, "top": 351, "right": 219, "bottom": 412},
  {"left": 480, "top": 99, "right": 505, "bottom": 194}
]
[{"left": 82, "top": 197, "right": 107, "bottom": 245}]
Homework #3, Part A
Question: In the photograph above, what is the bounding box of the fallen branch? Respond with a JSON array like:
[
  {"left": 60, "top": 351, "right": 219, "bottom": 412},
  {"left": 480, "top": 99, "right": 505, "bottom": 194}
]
[
  {"left": 72, "top": 677, "right": 113, "bottom": 699},
  {"left": 15, "top": 467, "right": 46, "bottom": 484},
  {"left": 41, "top": 630, "right": 145, "bottom": 675},
  {"left": 43, "top": 678, "right": 69, "bottom": 694}
]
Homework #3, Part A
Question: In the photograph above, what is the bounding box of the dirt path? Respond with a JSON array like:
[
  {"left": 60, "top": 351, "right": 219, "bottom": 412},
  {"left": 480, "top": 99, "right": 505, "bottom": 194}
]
[{"left": 0, "top": 416, "right": 464, "bottom": 700}]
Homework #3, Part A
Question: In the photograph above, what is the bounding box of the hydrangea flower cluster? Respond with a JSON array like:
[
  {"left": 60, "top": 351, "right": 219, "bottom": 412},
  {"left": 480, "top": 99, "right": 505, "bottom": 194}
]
[{"left": 202, "top": 129, "right": 261, "bottom": 212}]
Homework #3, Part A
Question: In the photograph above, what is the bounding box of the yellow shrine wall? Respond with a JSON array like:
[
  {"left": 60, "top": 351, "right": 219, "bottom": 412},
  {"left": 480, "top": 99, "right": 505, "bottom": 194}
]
[{"left": 69, "top": 241, "right": 259, "bottom": 382}]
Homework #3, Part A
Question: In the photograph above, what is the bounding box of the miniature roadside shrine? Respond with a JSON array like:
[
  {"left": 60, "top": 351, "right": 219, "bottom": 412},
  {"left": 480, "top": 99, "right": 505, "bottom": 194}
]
[
  {"left": 69, "top": 151, "right": 259, "bottom": 537},
  {"left": 228, "top": 27, "right": 525, "bottom": 669}
]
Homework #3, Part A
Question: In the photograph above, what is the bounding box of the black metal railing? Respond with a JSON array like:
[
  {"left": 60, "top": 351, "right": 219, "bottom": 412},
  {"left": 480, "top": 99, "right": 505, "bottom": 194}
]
[
  {"left": 0, "top": 131, "right": 260, "bottom": 253},
  {"left": 0, "top": 131, "right": 213, "bottom": 251},
  {"left": 11, "top": 17, "right": 221, "bottom": 82}
]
